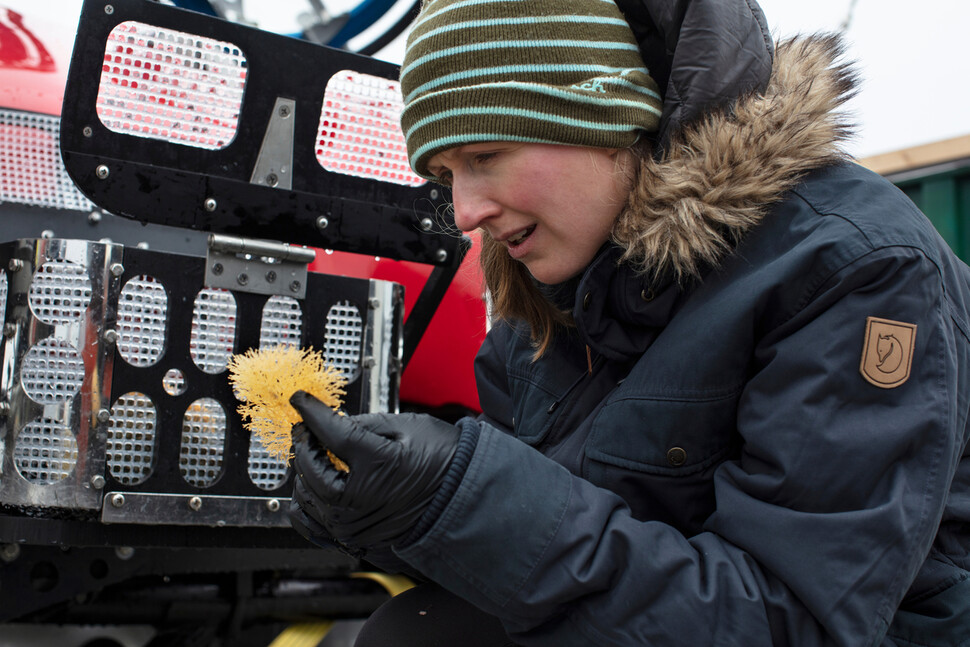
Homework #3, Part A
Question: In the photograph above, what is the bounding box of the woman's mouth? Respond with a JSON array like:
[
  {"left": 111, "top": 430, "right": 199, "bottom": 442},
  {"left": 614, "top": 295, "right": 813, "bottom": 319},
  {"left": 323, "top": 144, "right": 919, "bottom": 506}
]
[{"left": 507, "top": 225, "right": 535, "bottom": 247}]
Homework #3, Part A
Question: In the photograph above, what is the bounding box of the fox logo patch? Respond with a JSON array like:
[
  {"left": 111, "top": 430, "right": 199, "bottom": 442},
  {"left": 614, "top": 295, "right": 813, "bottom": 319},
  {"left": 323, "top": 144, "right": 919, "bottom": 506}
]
[{"left": 860, "top": 317, "right": 917, "bottom": 388}]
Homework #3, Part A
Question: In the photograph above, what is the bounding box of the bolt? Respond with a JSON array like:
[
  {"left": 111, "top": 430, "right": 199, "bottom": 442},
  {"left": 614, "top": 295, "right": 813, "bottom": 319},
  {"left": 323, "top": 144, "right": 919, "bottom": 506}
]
[
  {"left": 266, "top": 173, "right": 278, "bottom": 187},
  {"left": 435, "top": 249, "right": 448, "bottom": 263},
  {"left": 3, "top": 323, "right": 16, "bottom": 338},
  {"left": 368, "top": 297, "right": 381, "bottom": 310},
  {"left": 103, "top": 329, "right": 119, "bottom": 345},
  {"left": 279, "top": 105, "right": 291, "bottom": 118},
  {"left": 266, "top": 499, "right": 280, "bottom": 512},
  {"left": 109, "top": 262, "right": 124, "bottom": 277},
  {"left": 83, "top": 126, "right": 93, "bottom": 138},
  {"left": 212, "top": 262, "right": 224, "bottom": 275},
  {"left": 1, "top": 544, "right": 21, "bottom": 562},
  {"left": 430, "top": 189, "right": 439, "bottom": 200},
  {"left": 115, "top": 546, "right": 134, "bottom": 560},
  {"left": 96, "top": 165, "right": 110, "bottom": 179},
  {"left": 265, "top": 270, "right": 277, "bottom": 283},
  {"left": 111, "top": 493, "right": 125, "bottom": 508},
  {"left": 136, "top": 242, "right": 149, "bottom": 249},
  {"left": 97, "top": 408, "right": 111, "bottom": 423},
  {"left": 204, "top": 198, "right": 217, "bottom": 212},
  {"left": 420, "top": 218, "right": 433, "bottom": 232},
  {"left": 316, "top": 216, "right": 329, "bottom": 230},
  {"left": 104, "top": 4, "right": 114, "bottom": 15},
  {"left": 41, "top": 230, "right": 55, "bottom": 239},
  {"left": 90, "top": 475, "right": 105, "bottom": 490},
  {"left": 237, "top": 273, "right": 249, "bottom": 286},
  {"left": 363, "top": 357, "right": 376, "bottom": 369},
  {"left": 289, "top": 280, "right": 301, "bottom": 293},
  {"left": 188, "top": 496, "right": 203, "bottom": 511},
  {"left": 8, "top": 259, "right": 23, "bottom": 272},
  {"left": 88, "top": 211, "right": 102, "bottom": 224}
]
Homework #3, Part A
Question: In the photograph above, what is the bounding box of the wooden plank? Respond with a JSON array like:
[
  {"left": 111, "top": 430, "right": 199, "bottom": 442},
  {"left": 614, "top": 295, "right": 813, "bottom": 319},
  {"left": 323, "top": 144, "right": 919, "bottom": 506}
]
[{"left": 859, "top": 134, "right": 970, "bottom": 175}]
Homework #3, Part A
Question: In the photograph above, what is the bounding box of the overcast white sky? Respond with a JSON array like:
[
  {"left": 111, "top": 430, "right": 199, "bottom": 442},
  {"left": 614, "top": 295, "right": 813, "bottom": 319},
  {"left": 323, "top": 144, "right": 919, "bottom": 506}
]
[{"left": 8, "top": 0, "right": 969, "bottom": 159}]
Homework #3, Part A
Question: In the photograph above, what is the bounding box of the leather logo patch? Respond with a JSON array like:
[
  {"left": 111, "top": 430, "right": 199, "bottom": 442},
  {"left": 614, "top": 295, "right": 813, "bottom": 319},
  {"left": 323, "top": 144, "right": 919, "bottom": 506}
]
[{"left": 859, "top": 317, "right": 917, "bottom": 389}]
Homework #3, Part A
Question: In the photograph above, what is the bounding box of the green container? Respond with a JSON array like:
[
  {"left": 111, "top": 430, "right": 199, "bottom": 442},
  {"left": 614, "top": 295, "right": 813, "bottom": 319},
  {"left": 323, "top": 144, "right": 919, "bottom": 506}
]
[{"left": 887, "top": 159, "right": 970, "bottom": 262}]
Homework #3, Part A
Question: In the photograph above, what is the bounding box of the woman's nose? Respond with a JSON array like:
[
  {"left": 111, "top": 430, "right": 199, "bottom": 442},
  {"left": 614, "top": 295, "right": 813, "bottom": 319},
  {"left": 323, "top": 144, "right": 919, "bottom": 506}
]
[{"left": 451, "top": 178, "right": 499, "bottom": 232}]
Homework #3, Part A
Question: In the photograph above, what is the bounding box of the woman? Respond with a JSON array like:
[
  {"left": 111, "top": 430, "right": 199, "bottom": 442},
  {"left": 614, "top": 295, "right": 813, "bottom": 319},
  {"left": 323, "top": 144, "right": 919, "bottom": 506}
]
[{"left": 288, "top": 0, "right": 970, "bottom": 644}]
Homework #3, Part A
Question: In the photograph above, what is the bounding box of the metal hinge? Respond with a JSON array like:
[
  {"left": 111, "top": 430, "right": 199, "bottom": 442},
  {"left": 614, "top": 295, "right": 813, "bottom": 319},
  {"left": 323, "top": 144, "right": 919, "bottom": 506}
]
[{"left": 205, "top": 233, "right": 316, "bottom": 298}]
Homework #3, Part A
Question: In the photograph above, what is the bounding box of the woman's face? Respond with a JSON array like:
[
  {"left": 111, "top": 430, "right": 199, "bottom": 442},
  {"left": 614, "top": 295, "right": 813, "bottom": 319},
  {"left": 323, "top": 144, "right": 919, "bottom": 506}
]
[{"left": 427, "top": 143, "right": 633, "bottom": 285}]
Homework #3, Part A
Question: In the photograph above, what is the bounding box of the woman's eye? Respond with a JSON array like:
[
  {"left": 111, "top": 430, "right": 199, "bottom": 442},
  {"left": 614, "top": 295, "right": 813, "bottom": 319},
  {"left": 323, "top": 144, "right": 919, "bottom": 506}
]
[
  {"left": 437, "top": 171, "right": 453, "bottom": 186},
  {"left": 473, "top": 152, "right": 496, "bottom": 165}
]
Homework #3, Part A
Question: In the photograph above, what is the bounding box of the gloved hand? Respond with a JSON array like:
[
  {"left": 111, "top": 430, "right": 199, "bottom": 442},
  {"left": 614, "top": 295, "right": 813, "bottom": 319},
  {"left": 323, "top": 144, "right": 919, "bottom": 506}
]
[{"left": 288, "top": 390, "right": 460, "bottom": 550}]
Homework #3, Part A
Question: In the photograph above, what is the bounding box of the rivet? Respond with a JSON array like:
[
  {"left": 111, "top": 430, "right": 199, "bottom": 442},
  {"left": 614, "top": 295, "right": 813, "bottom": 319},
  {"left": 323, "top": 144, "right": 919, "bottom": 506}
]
[
  {"left": 641, "top": 288, "right": 655, "bottom": 303},
  {"left": 41, "top": 230, "right": 55, "bottom": 239},
  {"left": 97, "top": 408, "right": 111, "bottom": 423},
  {"left": 316, "top": 216, "right": 329, "bottom": 230},
  {"left": 420, "top": 218, "right": 433, "bottom": 232},
  {"left": 666, "top": 446, "right": 687, "bottom": 467},
  {"left": 110, "top": 493, "right": 126, "bottom": 508},
  {"left": 8, "top": 258, "right": 23, "bottom": 272},
  {"left": 435, "top": 249, "right": 448, "bottom": 263},
  {"left": 204, "top": 198, "right": 217, "bottom": 212},
  {"left": 90, "top": 475, "right": 106, "bottom": 490},
  {"left": 266, "top": 499, "right": 280, "bottom": 512},
  {"left": 582, "top": 292, "right": 592, "bottom": 311},
  {"left": 95, "top": 165, "right": 110, "bottom": 179},
  {"left": 110, "top": 262, "right": 124, "bottom": 277},
  {"left": 188, "top": 496, "right": 202, "bottom": 511},
  {"left": 429, "top": 189, "right": 439, "bottom": 200},
  {"left": 88, "top": 211, "right": 102, "bottom": 224}
]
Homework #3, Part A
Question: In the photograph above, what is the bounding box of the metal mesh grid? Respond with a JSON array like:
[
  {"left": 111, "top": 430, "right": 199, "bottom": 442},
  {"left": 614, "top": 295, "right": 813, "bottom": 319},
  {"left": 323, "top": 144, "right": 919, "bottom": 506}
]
[
  {"left": 180, "top": 397, "right": 226, "bottom": 487},
  {"left": 247, "top": 439, "right": 289, "bottom": 491},
  {"left": 14, "top": 417, "right": 78, "bottom": 484},
  {"left": 162, "top": 367, "right": 186, "bottom": 396},
  {"left": 21, "top": 337, "right": 86, "bottom": 404},
  {"left": 117, "top": 274, "right": 168, "bottom": 367},
  {"left": 107, "top": 391, "right": 157, "bottom": 485},
  {"left": 324, "top": 300, "right": 362, "bottom": 382},
  {"left": 97, "top": 21, "right": 248, "bottom": 150},
  {"left": 189, "top": 288, "right": 236, "bottom": 374},
  {"left": 259, "top": 295, "right": 302, "bottom": 349},
  {"left": 317, "top": 70, "right": 425, "bottom": 187},
  {"left": 29, "top": 260, "right": 93, "bottom": 326},
  {"left": 0, "top": 109, "right": 96, "bottom": 212}
]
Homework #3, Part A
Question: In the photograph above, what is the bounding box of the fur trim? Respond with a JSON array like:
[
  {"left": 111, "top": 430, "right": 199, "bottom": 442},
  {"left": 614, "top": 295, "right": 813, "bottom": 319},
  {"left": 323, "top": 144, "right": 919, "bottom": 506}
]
[{"left": 613, "top": 34, "right": 859, "bottom": 280}]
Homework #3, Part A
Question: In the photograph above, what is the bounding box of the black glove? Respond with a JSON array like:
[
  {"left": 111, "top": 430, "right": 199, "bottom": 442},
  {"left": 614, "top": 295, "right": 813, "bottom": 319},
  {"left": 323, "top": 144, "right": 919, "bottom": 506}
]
[{"left": 288, "top": 391, "right": 460, "bottom": 550}]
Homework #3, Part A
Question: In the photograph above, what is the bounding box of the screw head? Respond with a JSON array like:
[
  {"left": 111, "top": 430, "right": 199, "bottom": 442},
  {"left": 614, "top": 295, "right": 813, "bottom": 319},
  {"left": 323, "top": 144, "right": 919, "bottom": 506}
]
[
  {"left": 188, "top": 496, "right": 203, "bottom": 511},
  {"left": 289, "top": 280, "right": 301, "bottom": 293},
  {"left": 368, "top": 297, "right": 381, "bottom": 310},
  {"left": 110, "top": 493, "right": 125, "bottom": 508},
  {"left": 435, "top": 249, "right": 448, "bottom": 263},
  {"left": 95, "top": 165, "right": 110, "bottom": 179},
  {"left": 212, "top": 262, "right": 224, "bottom": 275},
  {"left": 97, "top": 408, "right": 111, "bottom": 423},
  {"left": 316, "top": 216, "right": 329, "bottom": 230},
  {"left": 420, "top": 218, "right": 433, "bottom": 232},
  {"left": 104, "top": 4, "right": 114, "bottom": 15},
  {"left": 88, "top": 211, "right": 102, "bottom": 224},
  {"left": 237, "top": 273, "right": 249, "bottom": 286},
  {"left": 266, "top": 499, "right": 281, "bottom": 512},
  {"left": 430, "top": 189, "right": 440, "bottom": 200},
  {"left": 265, "top": 271, "right": 277, "bottom": 283},
  {"left": 266, "top": 173, "right": 279, "bottom": 187},
  {"left": 204, "top": 198, "right": 217, "bottom": 212},
  {"left": 83, "top": 126, "right": 93, "bottom": 137},
  {"left": 279, "top": 105, "right": 291, "bottom": 118}
]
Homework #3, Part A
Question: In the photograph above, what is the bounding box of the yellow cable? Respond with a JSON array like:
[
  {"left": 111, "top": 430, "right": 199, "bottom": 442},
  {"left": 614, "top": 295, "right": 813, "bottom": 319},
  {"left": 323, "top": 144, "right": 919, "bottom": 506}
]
[
  {"left": 351, "top": 572, "right": 416, "bottom": 597},
  {"left": 268, "top": 621, "right": 334, "bottom": 647}
]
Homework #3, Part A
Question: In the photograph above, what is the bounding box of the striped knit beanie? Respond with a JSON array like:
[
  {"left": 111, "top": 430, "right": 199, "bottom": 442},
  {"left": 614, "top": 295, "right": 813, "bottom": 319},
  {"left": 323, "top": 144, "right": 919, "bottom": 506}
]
[{"left": 399, "top": 0, "right": 663, "bottom": 180}]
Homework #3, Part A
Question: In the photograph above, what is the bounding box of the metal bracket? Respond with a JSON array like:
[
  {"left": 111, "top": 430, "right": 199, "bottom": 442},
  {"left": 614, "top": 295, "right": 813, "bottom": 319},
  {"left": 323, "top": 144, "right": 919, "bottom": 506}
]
[
  {"left": 204, "top": 233, "right": 316, "bottom": 298},
  {"left": 250, "top": 97, "right": 296, "bottom": 190},
  {"left": 102, "top": 491, "right": 290, "bottom": 528}
]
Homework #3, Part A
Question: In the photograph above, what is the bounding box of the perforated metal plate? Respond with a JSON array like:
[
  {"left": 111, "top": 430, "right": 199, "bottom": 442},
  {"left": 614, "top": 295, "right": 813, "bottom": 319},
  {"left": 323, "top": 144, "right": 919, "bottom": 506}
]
[
  {"left": 117, "top": 274, "right": 168, "bottom": 367},
  {"left": 189, "top": 287, "right": 236, "bottom": 374},
  {"left": 21, "top": 337, "right": 86, "bottom": 404},
  {"left": 0, "top": 109, "right": 96, "bottom": 212},
  {"left": 97, "top": 21, "right": 248, "bottom": 150},
  {"left": 258, "top": 295, "right": 302, "bottom": 349},
  {"left": 180, "top": 397, "right": 226, "bottom": 487},
  {"left": 14, "top": 417, "right": 78, "bottom": 485},
  {"left": 162, "top": 367, "right": 186, "bottom": 396},
  {"left": 247, "top": 440, "right": 289, "bottom": 491},
  {"left": 28, "top": 260, "right": 93, "bottom": 326},
  {"left": 317, "top": 70, "right": 424, "bottom": 187},
  {"left": 107, "top": 391, "right": 157, "bottom": 485},
  {"left": 325, "top": 300, "right": 362, "bottom": 382}
]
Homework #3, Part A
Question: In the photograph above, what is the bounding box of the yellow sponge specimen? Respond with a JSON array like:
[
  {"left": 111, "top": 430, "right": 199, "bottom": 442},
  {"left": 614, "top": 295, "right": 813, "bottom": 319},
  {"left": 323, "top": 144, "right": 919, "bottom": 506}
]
[{"left": 228, "top": 346, "right": 348, "bottom": 468}]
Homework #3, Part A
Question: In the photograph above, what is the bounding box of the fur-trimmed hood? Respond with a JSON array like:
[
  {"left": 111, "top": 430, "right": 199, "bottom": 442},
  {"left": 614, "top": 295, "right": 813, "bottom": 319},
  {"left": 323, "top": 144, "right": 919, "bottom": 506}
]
[{"left": 612, "top": 34, "right": 859, "bottom": 280}]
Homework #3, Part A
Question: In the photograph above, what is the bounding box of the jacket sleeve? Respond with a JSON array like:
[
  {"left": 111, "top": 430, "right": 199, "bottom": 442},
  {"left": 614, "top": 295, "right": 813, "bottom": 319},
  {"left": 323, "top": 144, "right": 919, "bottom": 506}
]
[
  {"left": 395, "top": 244, "right": 967, "bottom": 646},
  {"left": 614, "top": 0, "right": 773, "bottom": 149}
]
